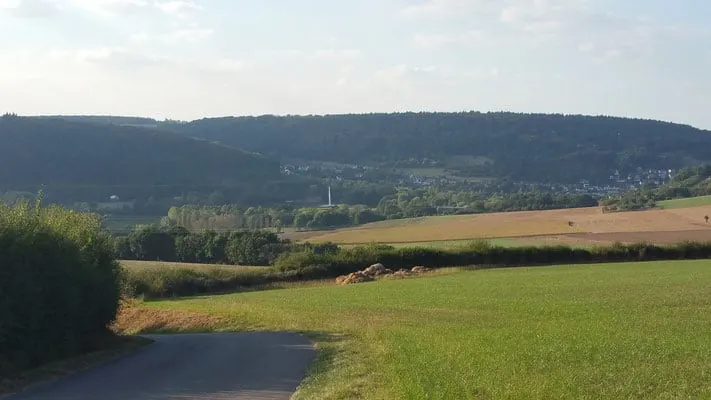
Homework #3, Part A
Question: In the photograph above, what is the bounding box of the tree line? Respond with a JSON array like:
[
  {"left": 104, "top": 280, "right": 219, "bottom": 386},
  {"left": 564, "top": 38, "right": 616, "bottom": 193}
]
[
  {"left": 114, "top": 224, "right": 288, "bottom": 266},
  {"left": 162, "top": 188, "right": 598, "bottom": 232}
]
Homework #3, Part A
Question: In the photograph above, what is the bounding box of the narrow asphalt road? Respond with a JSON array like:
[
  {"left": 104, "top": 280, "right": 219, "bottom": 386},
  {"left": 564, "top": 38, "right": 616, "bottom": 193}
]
[{"left": 6, "top": 333, "right": 316, "bottom": 400}]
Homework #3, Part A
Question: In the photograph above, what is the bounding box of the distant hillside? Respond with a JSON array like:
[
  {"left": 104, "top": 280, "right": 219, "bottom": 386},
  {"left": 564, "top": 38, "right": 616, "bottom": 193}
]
[
  {"left": 43, "top": 115, "right": 161, "bottom": 128},
  {"left": 0, "top": 115, "right": 281, "bottom": 202},
  {"left": 167, "top": 112, "right": 711, "bottom": 184}
]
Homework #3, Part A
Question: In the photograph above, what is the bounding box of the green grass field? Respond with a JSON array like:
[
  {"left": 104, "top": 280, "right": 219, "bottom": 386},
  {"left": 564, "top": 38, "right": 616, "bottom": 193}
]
[
  {"left": 658, "top": 195, "right": 711, "bottom": 209},
  {"left": 126, "top": 260, "right": 711, "bottom": 399}
]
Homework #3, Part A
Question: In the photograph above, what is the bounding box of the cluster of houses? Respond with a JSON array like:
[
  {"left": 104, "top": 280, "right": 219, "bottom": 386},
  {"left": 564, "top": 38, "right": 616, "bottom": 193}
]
[{"left": 609, "top": 168, "right": 673, "bottom": 187}]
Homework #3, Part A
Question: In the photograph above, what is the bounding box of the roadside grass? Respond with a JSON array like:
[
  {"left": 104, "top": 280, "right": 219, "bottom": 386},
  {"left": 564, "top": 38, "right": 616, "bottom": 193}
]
[
  {"left": 658, "top": 195, "right": 711, "bottom": 209},
  {"left": 121, "top": 260, "right": 265, "bottom": 272},
  {"left": 120, "top": 261, "right": 293, "bottom": 299},
  {"left": 119, "top": 260, "right": 711, "bottom": 399}
]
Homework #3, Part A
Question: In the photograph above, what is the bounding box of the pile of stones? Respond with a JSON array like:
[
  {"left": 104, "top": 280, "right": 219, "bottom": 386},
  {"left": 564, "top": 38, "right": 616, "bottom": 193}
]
[{"left": 335, "top": 263, "right": 432, "bottom": 285}]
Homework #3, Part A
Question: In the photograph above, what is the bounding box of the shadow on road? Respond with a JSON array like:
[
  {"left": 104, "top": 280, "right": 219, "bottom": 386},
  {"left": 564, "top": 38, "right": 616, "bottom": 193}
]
[{"left": 6, "top": 332, "right": 318, "bottom": 400}]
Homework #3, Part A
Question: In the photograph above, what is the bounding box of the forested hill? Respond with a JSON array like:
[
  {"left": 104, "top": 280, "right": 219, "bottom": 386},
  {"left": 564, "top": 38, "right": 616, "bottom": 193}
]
[
  {"left": 0, "top": 115, "right": 279, "bottom": 188},
  {"left": 167, "top": 112, "right": 711, "bottom": 184}
]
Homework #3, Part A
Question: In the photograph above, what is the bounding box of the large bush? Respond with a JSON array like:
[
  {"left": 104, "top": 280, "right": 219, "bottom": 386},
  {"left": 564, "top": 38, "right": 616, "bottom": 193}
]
[{"left": 0, "top": 200, "right": 121, "bottom": 376}]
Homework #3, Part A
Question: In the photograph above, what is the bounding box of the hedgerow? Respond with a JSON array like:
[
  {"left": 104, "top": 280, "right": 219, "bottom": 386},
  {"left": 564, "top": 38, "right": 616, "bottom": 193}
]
[
  {"left": 0, "top": 198, "right": 121, "bottom": 376},
  {"left": 273, "top": 240, "right": 711, "bottom": 276}
]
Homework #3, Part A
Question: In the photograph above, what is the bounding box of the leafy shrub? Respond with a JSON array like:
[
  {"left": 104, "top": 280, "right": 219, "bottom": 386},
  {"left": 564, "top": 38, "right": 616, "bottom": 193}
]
[
  {"left": 0, "top": 199, "right": 121, "bottom": 376},
  {"left": 121, "top": 264, "right": 301, "bottom": 299},
  {"left": 117, "top": 227, "right": 288, "bottom": 266}
]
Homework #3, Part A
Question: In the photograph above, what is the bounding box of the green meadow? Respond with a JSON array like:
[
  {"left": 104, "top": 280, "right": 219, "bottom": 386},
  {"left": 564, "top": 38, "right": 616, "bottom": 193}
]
[
  {"left": 125, "top": 260, "right": 711, "bottom": 399},
  {"left": 657, "top": 195, "right": 711, "bottom": 209}
]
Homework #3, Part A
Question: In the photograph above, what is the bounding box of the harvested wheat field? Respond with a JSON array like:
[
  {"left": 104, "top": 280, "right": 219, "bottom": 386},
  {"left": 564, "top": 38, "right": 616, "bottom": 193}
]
[{"left": 303, "top": 206, "right": 711, "bottom": 245}]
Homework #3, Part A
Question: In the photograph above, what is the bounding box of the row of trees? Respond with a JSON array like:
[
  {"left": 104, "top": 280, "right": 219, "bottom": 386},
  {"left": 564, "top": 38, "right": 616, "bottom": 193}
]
[
  {"left": 115, "top": 225, "right": 288, "bottom": 266},
  {"left": 162, "top": 188, "right": 598, "bottom": 232}
]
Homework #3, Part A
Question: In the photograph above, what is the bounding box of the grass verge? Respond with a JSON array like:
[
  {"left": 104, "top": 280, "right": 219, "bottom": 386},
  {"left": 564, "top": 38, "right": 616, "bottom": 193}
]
[
  {"left": 117, "top": 260, "right": 711, "bottom": 399},
  {"left": 120, "top": 260, "right": 317, "bottom": 299}
]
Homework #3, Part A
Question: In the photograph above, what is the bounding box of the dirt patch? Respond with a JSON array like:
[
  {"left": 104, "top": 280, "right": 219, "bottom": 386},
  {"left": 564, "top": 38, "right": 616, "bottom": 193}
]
[
  {"left": 112, "top": 301, "right": 225, "bottom": 335},
  {"left": 564, "top": 230, "right": 711, "bottom": 245}
]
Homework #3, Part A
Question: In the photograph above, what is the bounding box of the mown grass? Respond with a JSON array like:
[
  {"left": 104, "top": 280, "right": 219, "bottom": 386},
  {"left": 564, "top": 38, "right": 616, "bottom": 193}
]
[
  {"left": 658, "top": 195, "right": 711, "bottom": 209},
  {"left": 123, "top": 260, "right": 711, "bottom": 399}
]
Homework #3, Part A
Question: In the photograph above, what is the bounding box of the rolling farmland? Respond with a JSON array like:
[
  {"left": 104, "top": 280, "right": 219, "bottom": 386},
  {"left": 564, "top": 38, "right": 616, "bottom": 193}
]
[{"left": 294, "top": 205, "right": 711, "bottom": 247}]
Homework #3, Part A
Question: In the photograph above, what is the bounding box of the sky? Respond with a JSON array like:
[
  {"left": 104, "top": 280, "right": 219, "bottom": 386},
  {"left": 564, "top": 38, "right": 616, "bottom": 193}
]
[{"left": 1, "top": 0, "right": 710, "bottom": 128}]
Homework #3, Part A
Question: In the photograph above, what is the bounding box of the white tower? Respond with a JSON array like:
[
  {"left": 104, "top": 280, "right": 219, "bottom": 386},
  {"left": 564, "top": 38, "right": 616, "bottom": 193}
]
[{"left": 328, "top": 186, "right": 333, "bottom": 207}]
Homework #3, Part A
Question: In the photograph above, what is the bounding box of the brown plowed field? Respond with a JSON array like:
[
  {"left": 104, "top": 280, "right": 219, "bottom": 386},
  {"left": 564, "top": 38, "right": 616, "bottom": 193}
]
[
  {"left": 297, "top": 206, "right": 711, "bottom": 245},
  {"left": 564, "top": 230, "right": 711, "bottom": 245}
]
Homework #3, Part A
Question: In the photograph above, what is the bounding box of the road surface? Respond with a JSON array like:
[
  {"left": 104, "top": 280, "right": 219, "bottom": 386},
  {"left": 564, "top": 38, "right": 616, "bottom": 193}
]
[{"left": 6, "top": 333, "right": 316, "bottom": 400}]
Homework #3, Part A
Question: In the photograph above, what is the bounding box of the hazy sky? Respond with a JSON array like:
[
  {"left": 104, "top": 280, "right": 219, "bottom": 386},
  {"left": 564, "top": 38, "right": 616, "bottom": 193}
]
[{"left": 1, "top": 0, "right": 710, "bottom": 128}]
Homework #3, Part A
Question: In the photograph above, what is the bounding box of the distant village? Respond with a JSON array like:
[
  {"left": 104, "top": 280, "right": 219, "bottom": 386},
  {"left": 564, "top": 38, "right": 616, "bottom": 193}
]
[{"left": 280, "top": 160, "right": 675, "bottom": 198}]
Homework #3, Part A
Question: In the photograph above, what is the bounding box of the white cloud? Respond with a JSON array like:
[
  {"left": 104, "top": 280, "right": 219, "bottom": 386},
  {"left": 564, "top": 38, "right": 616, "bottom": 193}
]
[
  {"left": 1, "top": 0, "right": 710, "bottom": 129},
  {"left": 207, "top": 58, "right": 247, "bottom": 73},
  {"left": 68, "top": 0, "right": 201, "bottom": 18},
  {"left": 398, "top": 0, "right": 477, "bottom": 19},
  {"left": 0, "top": 0, "right": 60, "bottom": 17},
  {"left": 69, "top": 0, "right": 148, "bottom": 16},
  {"left": 154, "top": 0, "right": 199, "bottom": 18},
  {"left": 412, "top": 30, "right": 486, "bottom": 49},
  {"left": 161, "top": 26, "right": 213, "bottom": 43},
  {"left": 405, "top": 0, "right": 710, "bottom": 64},
  {"left": 73, "top": 46, "right": 167, "bottom": 68},
  {"left": 129, "top": 32, "right": 149, "bottom": 43},
  {"left": 47, "top": 45, "right": 248, "bottom": 76},
  {"left": 313, "top": 49, "right": 362, "bottom": 61},
  {"left": 256, "top": 48, "right": 362, "bottom": 62}
]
